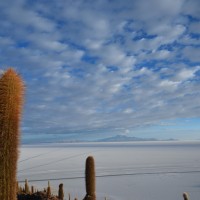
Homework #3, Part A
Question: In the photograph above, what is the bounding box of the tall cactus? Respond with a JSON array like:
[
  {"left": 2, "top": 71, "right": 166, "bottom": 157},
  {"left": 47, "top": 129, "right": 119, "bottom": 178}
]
[
  {"left": 84, "top": 156, "right": 96, "bottom": 200},
  {"left": 58, "top": 183, "right": 64, "bottom": 200},
  {"left": 0, "top": 68, "right": 24, "bottom": 200}
]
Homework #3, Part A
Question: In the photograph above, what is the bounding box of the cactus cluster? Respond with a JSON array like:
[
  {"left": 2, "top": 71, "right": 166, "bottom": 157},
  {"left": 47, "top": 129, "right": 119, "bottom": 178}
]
[
  {"left": 17, "top": 155, "right": 97, "bottom": 200},
  {"left": 17, "top": 179, "right": 65, "bottom": 199}
]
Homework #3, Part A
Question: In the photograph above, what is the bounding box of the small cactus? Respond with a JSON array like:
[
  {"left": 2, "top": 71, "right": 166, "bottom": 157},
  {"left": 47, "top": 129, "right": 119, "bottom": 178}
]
[
  {"left": 84, "top": 156, "right": 96, "bottom": 200},
  {"left": 47, "top": 180, "right": 51, "bottom": 197},
  {"left": 31, "top": 185, "right": 34, "bottom": 194},
  {"left": 58, "top": 183, "right": 64, "bottom": 200},
  {"left": 25, "top": 179, "right": 30, "bottom": 194},
  {"left": 18, "top": 186, "right": 23, "bottom": 194},
  {"left": 183, "top": 192, "right": 189, "bottom": 200}
]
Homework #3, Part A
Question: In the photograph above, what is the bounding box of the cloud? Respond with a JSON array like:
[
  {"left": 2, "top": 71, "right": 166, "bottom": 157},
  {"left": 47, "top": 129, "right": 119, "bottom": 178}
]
[
  {"left": 189, "top": 22, "right": 200, "bottom": 34},
  {"left": 182, "top": 0, "right": 200, "bottom": 18},
  {"left": 0, "top": 0, "right": 200, "bottom": 140},
  {"left": 175, "top": 66, "right": 200, "bottom": 81},
  {"left": 182, "top": 46, "right": 200, "bottom": 63},
  {"left": 0, "top": 69, "right": 4, "bottom": 75}
]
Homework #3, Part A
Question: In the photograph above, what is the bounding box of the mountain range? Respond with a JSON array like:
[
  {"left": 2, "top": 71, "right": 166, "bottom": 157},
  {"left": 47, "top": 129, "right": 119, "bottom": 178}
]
[{"left": 96, "top": 135, "right": 159, "bottom": 142}]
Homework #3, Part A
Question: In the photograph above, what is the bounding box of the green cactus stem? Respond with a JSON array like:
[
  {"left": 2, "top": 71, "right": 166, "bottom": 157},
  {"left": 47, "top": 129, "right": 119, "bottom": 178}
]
[
  {"left": 58, "top": 183, "right": 64, "bottom": 200},
  {"left": 84, "top": 156, "right": 96, "bottom": 200}
]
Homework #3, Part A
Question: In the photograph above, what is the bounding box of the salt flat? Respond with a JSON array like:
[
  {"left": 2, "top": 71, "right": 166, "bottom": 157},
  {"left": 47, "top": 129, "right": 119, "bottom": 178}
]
[{"left": 17, "top": 141, "right": 200, "bottom": 200}]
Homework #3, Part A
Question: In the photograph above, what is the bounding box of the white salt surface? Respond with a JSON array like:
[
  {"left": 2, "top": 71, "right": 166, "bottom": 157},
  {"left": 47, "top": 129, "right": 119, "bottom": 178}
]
[{"left": 17, "top": 141, "right": 200, "bottom": 200}]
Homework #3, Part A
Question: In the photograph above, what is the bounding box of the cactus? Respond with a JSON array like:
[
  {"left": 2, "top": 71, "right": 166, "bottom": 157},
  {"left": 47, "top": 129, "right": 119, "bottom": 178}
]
[
  {"left": 25, "top": 179, "right": 30, "bottom": 194},
  {"left": 31, "top": 185, "right": 34, "bottom": 194},
  {"left": 18, "top": 186, "right": 23, "bottom": 194},
  {"left": 47, "top": 180, "right": 51, "bottom": 197},
  {"left": 58, "top": 183, "right": 64, "bottom": 200},
  {"left": 84, "top": 156, "right": 96, "bottom": 200},
  {"left": 183, "top": 192, "right": 189, "bottom": 200},
  {"left": 0, "top": 68, "right": 24, "bottom": 200}
]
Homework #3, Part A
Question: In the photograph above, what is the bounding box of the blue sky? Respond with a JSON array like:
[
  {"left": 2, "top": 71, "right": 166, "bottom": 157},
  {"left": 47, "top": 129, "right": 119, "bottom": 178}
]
[{"left": 0, "top": 0, "right": 200, "bottom": 143}]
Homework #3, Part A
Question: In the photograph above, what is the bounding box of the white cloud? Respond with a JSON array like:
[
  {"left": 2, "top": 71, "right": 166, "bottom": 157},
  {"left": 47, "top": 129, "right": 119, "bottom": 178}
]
[
  {"left": 0, "top": 0, "right": 200, "bottom": 140},
  {"left": 159, "top": 80, "right": 180, "bottom": 90},
  {"left": 189, "top": 22, "right": 200, "bottom": 34},
  {"left": 123, "top": 108, "right": 134, "bottom": 114},
  {"left": 182, "top": 47, "right": 200, "bottom": 63},
  {"left": 175, "top": 67, "right": 200, "bottom": 81},
  {"left": 153, "top": 50, "right": 171, "bottom": 60},
  {"left": 84, "top": 39, "right": 103, "bottom": 50},
  {"left": 0, "top": 69, "right": 4, "bottom": 75},
  {"left": 182, "top": 0, "right": 200, "bottom": 19},
  {"left": 0, "top": 36, "right": 14, "bottom": 46},
  {"left": 94, "top": 45, "right": 136, "bottom": 73},
  {"left": 4, "top": 1, "right": 55, "bottom": 32},
  {"left": 180, "top": 35, "right": 200, "bottom": 45},
  {"left": 131, "top": 0, "right": 183, "bottom": 20}
]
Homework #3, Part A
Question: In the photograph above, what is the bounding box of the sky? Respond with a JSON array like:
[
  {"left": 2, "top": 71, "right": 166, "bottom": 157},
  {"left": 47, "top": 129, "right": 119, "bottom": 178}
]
[{"left": 0, "top": 0, "right": 200, "bottom": 143}]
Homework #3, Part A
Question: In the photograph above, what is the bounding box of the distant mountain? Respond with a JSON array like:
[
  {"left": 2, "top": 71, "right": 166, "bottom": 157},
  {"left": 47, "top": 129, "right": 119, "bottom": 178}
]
[
  {"left": 22, "top": 135, "right": 176, "bottom": 145},
  {"left": 96, "top": 135, "right": 158, "bottom": 142}
]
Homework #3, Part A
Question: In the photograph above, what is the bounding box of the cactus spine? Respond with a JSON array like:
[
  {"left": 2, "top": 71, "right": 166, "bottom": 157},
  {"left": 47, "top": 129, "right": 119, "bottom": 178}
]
[
  {"left": 84, "top": 156, "right": 96, "bottom": 200},
  {"left": 0, "top": 68, "right": 24, "bottom": 200}
]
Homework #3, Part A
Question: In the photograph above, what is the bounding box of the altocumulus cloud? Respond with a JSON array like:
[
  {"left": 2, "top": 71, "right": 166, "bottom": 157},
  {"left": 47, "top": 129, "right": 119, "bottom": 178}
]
[{"left": 0, "top": 0, "right": 200, "bottom": 142}]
